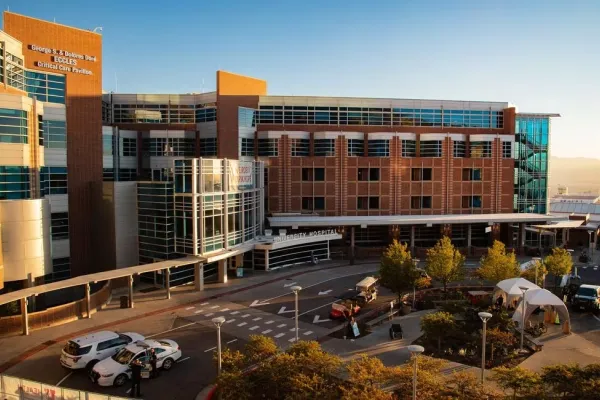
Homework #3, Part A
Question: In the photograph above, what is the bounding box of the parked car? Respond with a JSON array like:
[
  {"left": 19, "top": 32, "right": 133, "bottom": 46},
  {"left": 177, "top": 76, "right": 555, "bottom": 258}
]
[
  {"left": 330, "top": 300, "right": 361, "bottom": 319},
  {"left": 571, "top": 284, "right": 600, "bottom": 312},
  {"left": 60, "top": 331, "right": 145, "bottom": 371},
  {"left": 90, "top": 339, "right": 182, "bottom": 387}
]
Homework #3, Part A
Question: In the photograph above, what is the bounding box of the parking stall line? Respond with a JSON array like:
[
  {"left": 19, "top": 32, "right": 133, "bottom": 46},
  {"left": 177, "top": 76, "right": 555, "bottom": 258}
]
[
  {"left": 204, "top": 347, "right": 216, "bottom": 353},
  {"left": 277, "top": 324, "right": 287, "bottom": 328},
  {"left": 262, "top": 329, "right": 272, "bottom": 334},
  {"left": 227, "top": 339, "right": 238, "bottom": 344},
  {"left": 249, "top": 326, "right": 260, "bottom": 331},
  {"left": 225, "top": 319, "right": 236, "bottom": 324},
  {"left": 274, "top": 333, "right": 285, "bottom": 338},
  {"left": 55, "top": 372, "right": 72, "bottom": 387},
  {"left": 265, "top": 320, "right": 274, "bottom": 325},
  {"left": 252, "top": 317, "right": 262, "bottom": 321},
  {"left": 238, "top": 322, "right": 248, "bottom": 327},
  {"left": 177, "top": 357, "right": 191, "bottom": 363}
]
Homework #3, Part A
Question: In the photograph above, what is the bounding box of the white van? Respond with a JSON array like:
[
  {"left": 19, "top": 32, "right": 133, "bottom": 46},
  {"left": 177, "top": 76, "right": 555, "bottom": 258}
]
[{"left": 60, "top": 331, "right": 145, "bottom": 371}]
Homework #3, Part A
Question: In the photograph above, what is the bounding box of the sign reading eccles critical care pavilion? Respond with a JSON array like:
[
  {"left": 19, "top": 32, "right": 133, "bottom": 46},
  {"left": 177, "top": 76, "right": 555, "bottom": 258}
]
[{"left": 28, "top": 44, "right": 96, "bottom": 75}]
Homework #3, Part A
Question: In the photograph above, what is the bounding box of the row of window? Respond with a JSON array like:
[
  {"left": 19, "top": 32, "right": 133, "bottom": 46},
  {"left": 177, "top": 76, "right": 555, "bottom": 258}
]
[
  {"left": 110, "top": 103, "right": 217, "bottom": 124},
  {"left": 51, "top": 212, "right": 69, "bottom": 240},
  {"left": 299, "top": 195, "right": 483, "bottom": 210},
  {"left": 300, "top": 167, "right": 483, "bottom": 182},
  {"left": 25, "top": 71, "right": 66, "bottom": 105},
  {"left": 255, "top": 138, "right": 512, "bottom": 159},
  {"left": 44, "top": 120, "right": 66, "bottom": 149},
  {"left": 257, "top": 107, "right": 504, "bottom": 129},
  {"left": 3, "top": 49, "right": 26, "bottom": 91},
  {"left": 0, "top": 109, "right": 28, "bottom": 144},
  {"left": 103, "top": 168, "right": 137, "bottom": 181},
  {"left": 141, "top": 138, "right": 217, "bottom": 157},
  {"left": 41, "top": 167, "right": 68, "bottom": 196},
  {"left": 0, "top": 166, "right": 30, "bottom": 199}
]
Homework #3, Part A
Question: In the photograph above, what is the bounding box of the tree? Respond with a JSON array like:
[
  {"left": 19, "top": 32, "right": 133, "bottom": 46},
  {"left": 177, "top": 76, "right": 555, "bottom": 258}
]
[
  {"left": 544, "top": 247, "right": 574, "bottom": 292},
  {"left": 541, "top": 363, "right": 580, "bottom": 397},
  {"left": 425, "top": 236, "right": 465, "bottom": 292},
  {"left": 392, "top": 355, "right": 445, "bottom": 400},
  {"left": 444, "top": 371, "right": 504, "bottom": 399},
  {"left": 520, "top": 259, "right": 547, "bottom": 286},
  {"left": 420, "top": 311, "right": 455, "bottom": 351},
  {"left": 379, "top": 240, "right": 423, "bottom": 300},
  {"left": 491, "top": 366, "right": 541, "bottom": 400},
  {"left": 485, "top": 327, "right": 516, "bottom": 362},
  {"left": 477, "top": 240, "right": 520, "bottom": 283}
]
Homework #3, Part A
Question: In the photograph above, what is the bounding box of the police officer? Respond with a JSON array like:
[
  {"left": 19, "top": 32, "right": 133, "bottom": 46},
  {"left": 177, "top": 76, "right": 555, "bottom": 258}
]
[
  {"left": 150, "top": 348, "right": 159, "bottom": 378},
  {"left": 130, "top": 358, "right": 143, "bottom": 398}
]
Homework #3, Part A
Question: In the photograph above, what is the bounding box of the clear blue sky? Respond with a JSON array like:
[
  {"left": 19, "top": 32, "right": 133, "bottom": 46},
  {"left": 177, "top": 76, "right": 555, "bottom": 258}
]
[{"left": 6, "top": 0, "right": 600, "bottom": 158}]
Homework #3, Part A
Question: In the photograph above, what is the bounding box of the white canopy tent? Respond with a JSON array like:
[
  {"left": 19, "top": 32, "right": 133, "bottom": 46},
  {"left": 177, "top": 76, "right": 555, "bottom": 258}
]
[
  {"left": 512, "top": 288, "right": 571, "bottom": 334},
  {"left": 493, "top": 278, "right": 540, "bottom": 308}
]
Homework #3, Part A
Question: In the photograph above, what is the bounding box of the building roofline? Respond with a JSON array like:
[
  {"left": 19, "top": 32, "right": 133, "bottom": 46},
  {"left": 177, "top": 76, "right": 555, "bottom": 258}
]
[
  {"left": 259, "top": 94, "right": 510, "bottom": 106},
  {"left": 517, "top": 112, "right": 561, "bottom": 118},
  {"left": 4, "top": 11, "right": 103, "bottom": 36}
]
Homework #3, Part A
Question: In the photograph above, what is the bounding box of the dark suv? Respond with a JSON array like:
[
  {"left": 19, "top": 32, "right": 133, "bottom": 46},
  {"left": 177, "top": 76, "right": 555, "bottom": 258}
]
[{"left": 571, "top": 285, "right": 600, "bottom": 312}]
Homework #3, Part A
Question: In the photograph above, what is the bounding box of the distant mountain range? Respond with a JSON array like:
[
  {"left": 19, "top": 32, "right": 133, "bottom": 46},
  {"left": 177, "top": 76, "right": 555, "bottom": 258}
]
[{"left": 549, "top": 157, "right": 600, "bottom": 196}]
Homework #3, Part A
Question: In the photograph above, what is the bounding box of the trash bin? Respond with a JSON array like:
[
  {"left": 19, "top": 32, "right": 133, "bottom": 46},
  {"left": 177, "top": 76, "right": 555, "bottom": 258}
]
[{"left": 120, "top": 296, "right": 129, "bottom": 309}]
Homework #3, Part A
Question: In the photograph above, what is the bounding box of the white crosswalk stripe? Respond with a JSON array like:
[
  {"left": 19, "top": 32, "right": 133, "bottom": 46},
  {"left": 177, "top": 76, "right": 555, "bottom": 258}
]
[
  {"left": 274, "top": 333, "right": 285, "bottom": 338},
  {"left": 230, "top": 311, "right": 240, "bottom": 315},
  {"left": 252, "top": 317, "right": 262, "bottom": 321},
  {"left": 205, "top": 313, "right": 214, "bottom": 317},
  {"left": 185, "top": 307, "right": 194, "bottom": 310},
  {"left": 265, "top": 320, "right": 274, "bottom": 325},
  {"left": 210, "top": 305, "right": 220, "bottom": 309},
  {"left": 242, "top": 314, "right": 251, "bottom": 318},
  {"left": 277, "top": 324, "right": 287, "bottom": 328},
  {"left": 249, "top": 326, "right": 260, "bottom": 331},
  {"left": 194, "top": 310, "right": 203, "bottom": 314},
  {"left": 220, "top": 308, "right": 230, "bottom": 312},
  {"left": 303, "top": 331, "right": 313, "bottom": 336},
  {"left": 226, "top": 319, "right": 236, "bottom": 324},
  {"left": 288, "top": 338, "right": 297, "bottom": 342},
  {"left": 261, "top": 329, "right": 272, "bottom": 334},
  {"left": 200, "top": 302, "right": 209, "bottom": 306},
  {"left": 238, "top": 322, "right": 247, "bottom": 327}
]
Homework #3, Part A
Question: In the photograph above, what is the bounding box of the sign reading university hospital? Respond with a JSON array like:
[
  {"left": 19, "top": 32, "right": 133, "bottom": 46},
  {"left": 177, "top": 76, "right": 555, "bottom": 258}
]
[
  {"left": 28, "top": 44, "right": 97, "bottom": 75},
  {"left": 228, "top": 160, "right": 254, "bottom": 191},
  {"left": 273, "top": 229, "right": 338, "bottom": 243}
]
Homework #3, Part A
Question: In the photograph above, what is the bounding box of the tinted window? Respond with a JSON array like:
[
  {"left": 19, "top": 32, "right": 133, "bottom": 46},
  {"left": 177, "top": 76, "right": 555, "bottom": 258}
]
[
  {"left": 64, "top": 342, "right": 92, "bottom": 356},
  {"left": 577, "top": 287, "right": 598, "bottom": 297},
  {"left": 97, "top": 339, "right": 117, "bottom": 351}
]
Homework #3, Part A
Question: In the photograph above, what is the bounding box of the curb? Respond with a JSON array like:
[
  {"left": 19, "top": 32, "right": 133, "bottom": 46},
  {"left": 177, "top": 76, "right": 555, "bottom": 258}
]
[{"left": 0, "top": 260, "right": 373, "bottom": 374}]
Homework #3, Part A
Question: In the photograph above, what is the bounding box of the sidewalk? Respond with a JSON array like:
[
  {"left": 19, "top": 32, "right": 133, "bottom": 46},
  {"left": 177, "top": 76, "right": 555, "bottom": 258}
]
[{"left": 0, "top": 259, "right": 364, "bottom": 373}]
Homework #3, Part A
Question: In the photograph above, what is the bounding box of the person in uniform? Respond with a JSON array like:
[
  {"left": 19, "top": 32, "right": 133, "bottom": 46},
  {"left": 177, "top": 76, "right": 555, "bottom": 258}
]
[
  {"left": 150, "top": 348, "right": 159, "bottom": 378},
  {"left": 130, "top": 358, "right": 143, "bottom": 398}
]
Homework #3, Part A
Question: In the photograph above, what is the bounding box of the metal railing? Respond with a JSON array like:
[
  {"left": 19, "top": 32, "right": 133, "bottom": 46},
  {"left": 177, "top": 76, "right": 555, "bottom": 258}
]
[{"left": 0, "top": 373, "right": 131, "bottom": 400}]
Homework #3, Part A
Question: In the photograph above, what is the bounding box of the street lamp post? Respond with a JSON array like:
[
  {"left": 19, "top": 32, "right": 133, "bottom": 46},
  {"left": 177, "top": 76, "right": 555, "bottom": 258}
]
[
  {"left": 407, "top": 345, "right": 424, "bottom": 400},
  {"left": 212, "top": 316, "right": 226, "bottom": 376},
  {"left": 412, "top": 258, "right": 420, "bottom": 309},
  {"left": 519, "top": 286, "right": 529, "bottom": 352},
  {"left": 532, "top": 257, "right": 541, "bottom": 286},
  {"left": 291, "top": 286, "right": 302, "bottom": 342},
  {"left": 478, "top": 312, "right": 493, "bottom": 385}
]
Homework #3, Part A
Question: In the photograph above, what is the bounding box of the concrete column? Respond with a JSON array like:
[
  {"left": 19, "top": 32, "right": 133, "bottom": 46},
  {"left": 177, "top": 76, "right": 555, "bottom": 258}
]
[
  {"left": 410, "top": 225, "right": 415, "bottom": 254},
  {"left": 165, "top": 268, "right": 171, "bottom": 299},
  {"left": 218, "top": 259, "right": 228, "bottom": 283},
  {"left": 128, "top": 275, "right": 134, "bottom": 309},
  {"left": 467, "top": 224, "right": 472, "bottom": 255},
  {"left": 85, "top": 283, "right": 91, "bottom": 319},
  {"left": 519, "top": 223, "right": 526, "bottom": 255},
  {"left": 20, "top": 297, "right": 29, "bottom": 336},
  {"left": 264, "top": 250, "right": 269, "bottom": 271},
  {"left": 350, "top": 226, "right": 355, "bottom": 265},
  {"left": 194, "top": 263, "right": 204, "bottom": 291}
]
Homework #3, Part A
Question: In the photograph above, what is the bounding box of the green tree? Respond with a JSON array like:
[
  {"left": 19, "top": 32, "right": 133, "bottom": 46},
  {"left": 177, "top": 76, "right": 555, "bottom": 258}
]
[
  {"left": 420, "top": 311, "right": 455, "bottom": 351},
  {"left": 425, "top": 236, "right": 465, "bottom": 292},
  {"left": 491, "top": 366, "right": 541, "bottom": 400},
  {"left": 541, "top": 363, "right": 580, "bottom": 397},
  {"left": 444, "top": 371, "right": 504, "bottom": 399},
  {"left": 392, "top": 355, "right": 445, "bottom": 400},
  {"left": 379, "top": 240, "right": 423, "bottom": 300},
  {"left": 485, "top": 327, "right": 516, "bottom": 362},
  {"left": 544, "top": 247, "right": 574, "bottom": 292},
  {"left": 477, "top": 240, "right": 520, "bottom": 283},
  {"left": 520, "top": 259, "right": 548, "bottom": 286}
]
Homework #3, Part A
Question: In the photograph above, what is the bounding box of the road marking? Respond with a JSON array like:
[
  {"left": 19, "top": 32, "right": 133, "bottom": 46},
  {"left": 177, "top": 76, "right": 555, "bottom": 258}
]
[
  {"left": 265, "top": 320, "right": 274, "bottom": 325},
  {"left": 226, "top": 319, "right": 236, "bottom": 324},
  {"left": 242, "top": 314, "right": 251, "bottom": 318},
  {"left": 55, "top": 372, "right": 72, "bottom": 387},
  {"left": 201, "top": 302, "right": 209, "bottom": 306},
  {"left": 303, "top": 331, "right": 313, "bottom": 336},
  {"left": 593, "top": 314, "right": 600, "bottom": 323},
  {"left": 194, "top": 310, "right": 204, "bottom": 314},
  {"left": 312, "top": 315, "right": 332, "bottom": 324},
  {"left": 177, "top": 357, "right": 190, "bottom": 363},
  {"left": 288, "top": 338, "right": 297, "bottom": 342},
  {"left": 227, "top": 339, "right": 238, "bottom": 344},
  {"left": 205, "top": 313, "right": 214, "bottom": 317},
  {"left": 298, "top": 301, "right": 339, "bottom": 317},
  {"left": 290, "top": 328, "right": 297, "bottom": 332},
  {"left": 252, "top": 317, "right": 262, "bottom": 321},
  {"left": 278, "top": 306, "right": 295, "bottom": 315},
  {"left": 230, "top": 311, "right": 240, "bottom": 315},
  {"left": 249, "top": 326, "right": 260, "bottom": 331},
  {"left": 318, "top": 290, "right": 332, "bottom": 295},
  {"left": 238, "top": 322, "right": 248, "bottom": 327},
  {"left": 126, "top": 388, "right": 132, "bottom": 394},
  {"left": 147, "top": 322, "right": 196, "bottom": 338},
  {"left": 210, "top": 305, "right": 220, "bottom": 309},
  {"left": 249, "top": 270, "right": 377, "bottom": 307},
  {"left": 283, "top": 281, "right": 298, "bottom": 288},
  {"left": 262, "top": 329, "right": 272, "bottom": 334},
  {"left": 185, "top": 307, "right": 195, "bottom": 310},
  {"left": 220, "top": 308, "right": 230, "bottom": 312},
  {"left": 277, "top": 324, "right": 287, "bottom": 328},
  {"left": 204, "top": 347, "right": 216, "bottom": 353},
  {"left": 274, "top": 333, "right": 285, "bottom": 338}
]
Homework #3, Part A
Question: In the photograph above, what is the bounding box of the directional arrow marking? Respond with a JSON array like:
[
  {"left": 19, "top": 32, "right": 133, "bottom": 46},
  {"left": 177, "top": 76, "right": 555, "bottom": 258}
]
[
  {"left": 313, "top": 315, "right": 332, "bottom": 324},
  {"left": 250, "top": 300, "right": 270, "bottom": 307},
  {"left": 283, "top": 282, "right": 298, "bottom": 288},
  {"left": 278, "top": 306, "right": 296, "bottom": 315},
  {"left": 318, "top": 290, "right": 333, "bottom": 295}
]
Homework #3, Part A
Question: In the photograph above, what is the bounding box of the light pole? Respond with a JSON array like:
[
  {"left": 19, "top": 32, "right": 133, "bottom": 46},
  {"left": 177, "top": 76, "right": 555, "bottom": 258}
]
[
  {"left": 532, "top": 257, "right": 541, "bottom": 286},
  {"left": 412, "top": 258, "right": 420, "bottom": 309},
  {"left": 407, "top": 345, "right": 424, "bottom": 400},
  {"left": 519, "top": 286, "right": 529, "bottom": 352},
  {"left": 291, "top": 286, "right": 302, "bottom": 342},
  {"left": 212, "top": 316, "right": 226, "bottom": 376},
  {"left": 478, "top": 312, "right": 492, "bottom": 385}
]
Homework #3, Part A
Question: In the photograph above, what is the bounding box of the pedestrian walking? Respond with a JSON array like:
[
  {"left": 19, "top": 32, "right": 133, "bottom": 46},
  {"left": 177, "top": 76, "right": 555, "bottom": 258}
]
[
  {"left": 130, "top": 359, "right": 143, "bottom": 398},
  {"left": 150, "top": 348, "right": 159, "bottom": 378}
]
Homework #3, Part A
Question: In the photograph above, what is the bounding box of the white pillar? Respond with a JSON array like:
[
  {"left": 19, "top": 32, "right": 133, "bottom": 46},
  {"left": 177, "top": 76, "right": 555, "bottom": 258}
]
[
  {"left": 85, "top": 283, "right": 91, "bottom": 319},
  {"left": 467, "top": 224, "right": 472, "bottom": 253},
  {"left": 194, "top": 263, "right": 204, "bottom": 291},
  {"left": 165, "top": 268, "right": 171, "bottom": 299},
  {"left": 264, "top": 250, "right": 269, "bottom": 271},
  {"left": 21, "top": 297, "right": 29, "bottom": 336},
  {"left": 128, "top": 275, "right": 134, "bottom": 309},
  {"left": 218, "top": 259, "right": 228, "bottom": 283}
]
